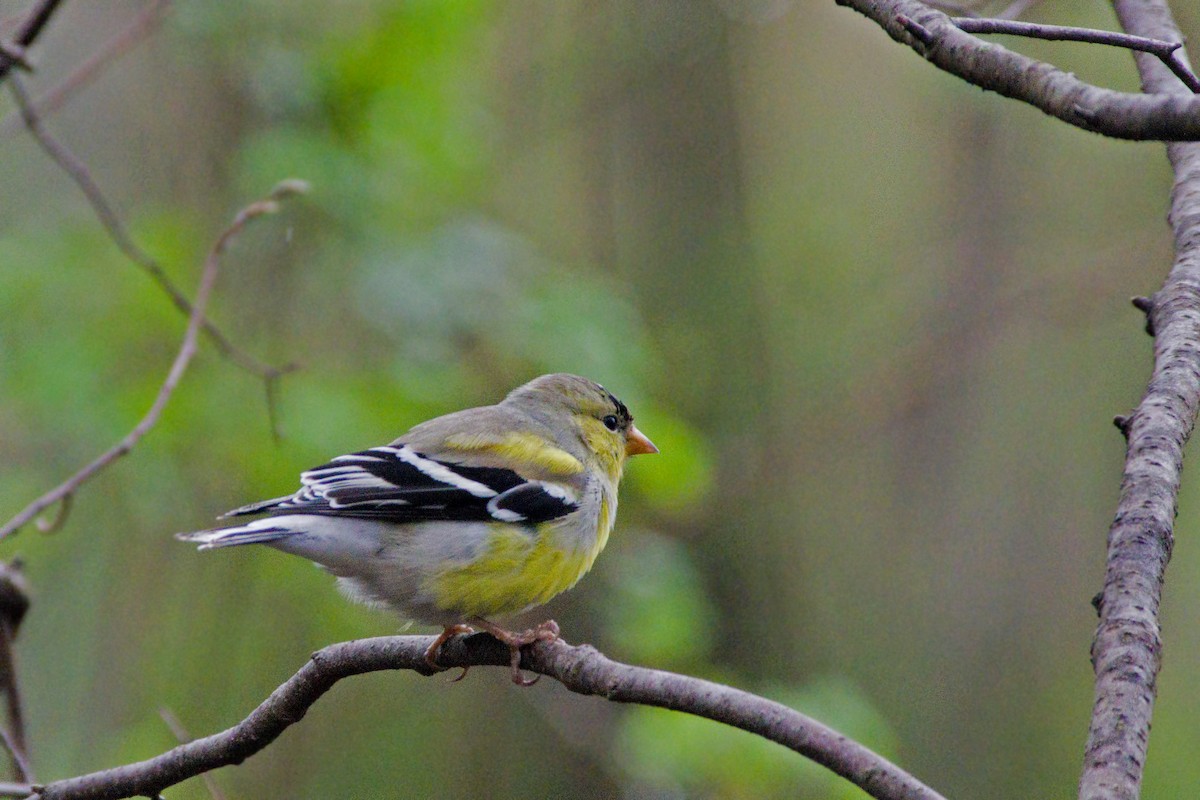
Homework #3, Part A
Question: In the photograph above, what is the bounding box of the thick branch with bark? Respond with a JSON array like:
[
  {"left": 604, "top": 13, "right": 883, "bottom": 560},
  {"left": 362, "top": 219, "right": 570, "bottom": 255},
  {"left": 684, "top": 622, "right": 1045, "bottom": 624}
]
[
  {"left": 838, "top": 0, "right": 1200, "bottom": 140},
  {"left": 1077, "top": 4, "right": 1200, "bottom": 799},
  {"left": 32, "top": 635, "right": 945, "bottom": 800},
  {"left": 837, "top": 0, "right": 1200, "bottom": 794}
]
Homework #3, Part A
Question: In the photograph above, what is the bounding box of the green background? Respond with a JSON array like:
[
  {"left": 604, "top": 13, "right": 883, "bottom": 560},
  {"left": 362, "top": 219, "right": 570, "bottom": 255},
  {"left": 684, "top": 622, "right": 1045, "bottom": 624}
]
[{"left": 1, "top": 1, "right": 1196, "bottom": 797}]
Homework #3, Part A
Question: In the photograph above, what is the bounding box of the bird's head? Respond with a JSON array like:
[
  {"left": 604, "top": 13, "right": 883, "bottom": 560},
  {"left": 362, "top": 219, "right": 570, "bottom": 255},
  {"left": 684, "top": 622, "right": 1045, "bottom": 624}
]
[{"left": 505, "top": 373, "right": 657, "bottom": 481}]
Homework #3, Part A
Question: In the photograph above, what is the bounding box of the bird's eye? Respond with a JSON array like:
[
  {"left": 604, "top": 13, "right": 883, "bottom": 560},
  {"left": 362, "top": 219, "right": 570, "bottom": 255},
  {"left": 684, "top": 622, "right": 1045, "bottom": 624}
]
[{"left": 602, "top": 415, "right": 620, "bottom": 431}]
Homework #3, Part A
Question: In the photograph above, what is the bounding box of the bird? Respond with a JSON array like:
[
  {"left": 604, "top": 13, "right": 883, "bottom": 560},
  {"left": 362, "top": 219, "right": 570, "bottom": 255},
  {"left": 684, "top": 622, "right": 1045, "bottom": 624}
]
[{"left": 177, "top": 373, "right": 657, "bottom": 684}]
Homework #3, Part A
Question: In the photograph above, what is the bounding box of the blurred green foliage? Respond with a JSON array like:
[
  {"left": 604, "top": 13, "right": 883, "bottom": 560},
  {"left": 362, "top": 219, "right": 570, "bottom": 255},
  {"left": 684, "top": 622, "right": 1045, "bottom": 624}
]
[
  {"left": 617, "top": 676, "right": 897, "bottom": 800},
  {"left": 0, "top": 0, "right": 1191, "bottom": 798},
  {"left": 597, "top": 532, "right": 717, "bottom": 668}
]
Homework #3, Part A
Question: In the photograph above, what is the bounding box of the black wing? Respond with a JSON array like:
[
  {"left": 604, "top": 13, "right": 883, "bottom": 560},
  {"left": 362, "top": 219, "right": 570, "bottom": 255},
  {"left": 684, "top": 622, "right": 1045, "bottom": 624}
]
[{"left": 224, "top": 445, "right": 580, "bottom": 525}]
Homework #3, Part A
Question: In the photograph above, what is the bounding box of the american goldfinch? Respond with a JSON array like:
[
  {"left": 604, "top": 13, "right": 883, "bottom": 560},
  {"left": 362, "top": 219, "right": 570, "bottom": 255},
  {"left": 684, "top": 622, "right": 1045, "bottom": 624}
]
[{"left": 177, "top": 373, "right": 657, "bottom": 684}]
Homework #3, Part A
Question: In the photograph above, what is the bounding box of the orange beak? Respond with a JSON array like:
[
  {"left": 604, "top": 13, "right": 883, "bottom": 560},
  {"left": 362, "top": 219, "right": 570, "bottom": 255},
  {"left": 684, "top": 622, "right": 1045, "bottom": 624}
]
[{"left": 625, "top": 424, "right": 659, "bottom": 456}]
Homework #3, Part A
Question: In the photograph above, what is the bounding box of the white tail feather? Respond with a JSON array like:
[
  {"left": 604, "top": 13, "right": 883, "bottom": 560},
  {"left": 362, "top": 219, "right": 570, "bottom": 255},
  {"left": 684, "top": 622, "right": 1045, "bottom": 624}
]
[{"left": 175, "top": 522, "right": 295, "bottom": 550}]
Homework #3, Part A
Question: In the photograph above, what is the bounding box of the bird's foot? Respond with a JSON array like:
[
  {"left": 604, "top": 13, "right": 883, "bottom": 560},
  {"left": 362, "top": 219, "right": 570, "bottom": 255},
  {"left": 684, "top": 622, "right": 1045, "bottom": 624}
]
[
  {"left": 424, "top": 623, "right": 475, "bottom": 681},
  {"left": 469, "top": 617, "right": 562, "bottom": 686}
]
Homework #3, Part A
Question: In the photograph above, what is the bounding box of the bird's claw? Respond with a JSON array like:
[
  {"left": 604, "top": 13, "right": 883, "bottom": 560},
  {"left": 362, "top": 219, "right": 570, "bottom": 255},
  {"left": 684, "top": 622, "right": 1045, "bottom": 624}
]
[
  {"left": 469, "top": 617, "right": 562, "bottom": 685},
  {"left": 423, "top": 623, "right": 475, "bottom": 673}
]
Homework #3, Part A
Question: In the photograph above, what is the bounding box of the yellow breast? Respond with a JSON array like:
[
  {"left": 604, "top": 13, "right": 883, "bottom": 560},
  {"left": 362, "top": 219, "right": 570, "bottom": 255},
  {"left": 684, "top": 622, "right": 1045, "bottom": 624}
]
[{"left": 426, "top": 495, "right": 616, "bottom": 619}]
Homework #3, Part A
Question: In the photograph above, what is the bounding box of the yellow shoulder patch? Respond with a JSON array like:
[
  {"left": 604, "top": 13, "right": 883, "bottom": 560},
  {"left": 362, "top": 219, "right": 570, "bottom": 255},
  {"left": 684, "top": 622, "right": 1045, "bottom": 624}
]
[{"left": 444, "top": 431, "right": 585, "bottom": 476}]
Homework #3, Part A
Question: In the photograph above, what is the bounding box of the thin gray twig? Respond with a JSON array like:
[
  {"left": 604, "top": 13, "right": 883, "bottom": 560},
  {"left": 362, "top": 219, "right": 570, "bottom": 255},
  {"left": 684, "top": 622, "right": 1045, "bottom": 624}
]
[
  {"left": 1, "top": 0, "right": 172, "bottom": 136},
  {"left": 0, "top": 731, "right": 30, "bottom": 787},
  {"left": 996, "top": 0, "right": 1041, "bottom": 20},
  {"left": 0, "top": 180, "right": 307, "bottom": 541},
  {"left": 156, "top": 709, "right": 224, "bottom": 800},
  {"left": 952, "top": 17, "right": 1200, "bottom": 92},
  {"left": 0, "top": 0, "right": 65, "bottom": 83},
  {"left": 6, "top": 76, "right": 298, "bottom": 440}
]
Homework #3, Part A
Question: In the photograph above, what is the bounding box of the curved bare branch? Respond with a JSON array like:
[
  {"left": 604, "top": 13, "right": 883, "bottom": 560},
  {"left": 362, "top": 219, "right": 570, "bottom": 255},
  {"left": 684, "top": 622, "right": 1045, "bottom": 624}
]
[
  {"left": 32, "top": 635, "right": 944, "bottom": 800},
  {"left": 0, "top": 180, "right": 307, "bottom": 541},
  {"left": 6, "top": 75, "right": 300, "bottom": 429},
  {"left": 837, "top": 0, "right": 1200, "bottom": 140}
]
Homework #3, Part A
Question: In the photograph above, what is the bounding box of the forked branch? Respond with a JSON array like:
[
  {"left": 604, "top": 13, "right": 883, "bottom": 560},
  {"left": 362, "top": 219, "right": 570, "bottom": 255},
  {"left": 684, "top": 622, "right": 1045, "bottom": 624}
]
[
  {"left": 0, "top": 180, "right": 307, "bottom": 541},
  {"left": 950, "top": 17, "right": 1200, "bottom": 92},
  {"left": 1, "top": 0, "right": 172, "bottom": 136},
  {"left": 838, "top": 0, "right": 1200, "bottom": 140},
  {"left": 7, "top": 76, "right": 299, "bottom": 430},
  {"left": 1077, "top": 2, "right": 1200, "bottom": 797},
  {"left": 0, "top": 0, "right": 64, "bottom": 83}
]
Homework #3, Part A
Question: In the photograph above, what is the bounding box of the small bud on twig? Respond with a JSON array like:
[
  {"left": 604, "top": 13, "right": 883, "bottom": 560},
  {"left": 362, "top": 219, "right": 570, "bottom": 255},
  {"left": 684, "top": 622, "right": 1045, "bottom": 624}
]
[
  {"left": 1113, "top": 414, "right": 1132, "bottom": 438},
  {"left": 1131, "top": 296, "right": 1156, "bottom": 335}
]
